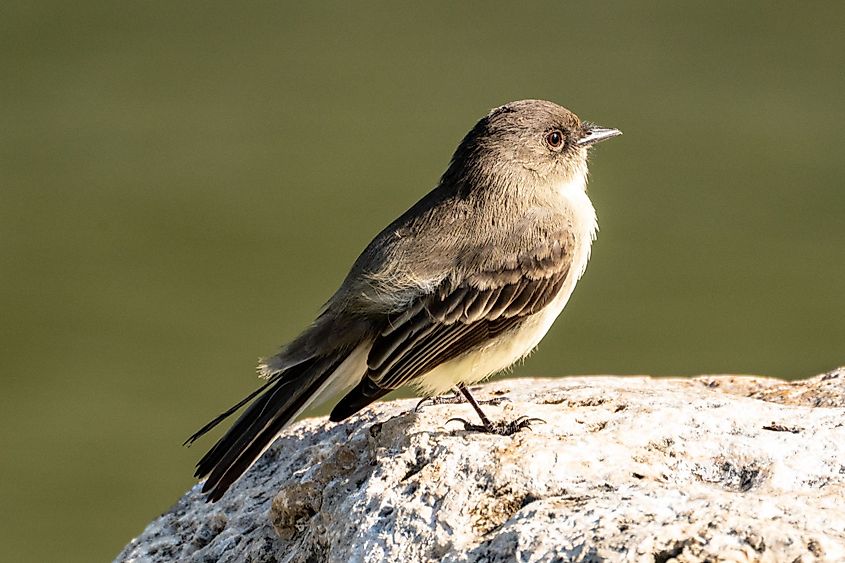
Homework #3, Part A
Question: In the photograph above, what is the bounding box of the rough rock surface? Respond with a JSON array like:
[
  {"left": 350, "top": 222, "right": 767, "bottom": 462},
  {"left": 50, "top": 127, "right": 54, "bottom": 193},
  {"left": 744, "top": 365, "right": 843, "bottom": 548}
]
[{"left": 116, "top": 368, "right": 845, "bottom": 563}]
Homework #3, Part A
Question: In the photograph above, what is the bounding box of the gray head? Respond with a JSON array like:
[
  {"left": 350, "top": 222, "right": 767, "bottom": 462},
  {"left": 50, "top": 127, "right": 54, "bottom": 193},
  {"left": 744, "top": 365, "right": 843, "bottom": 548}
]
[{"left": 441, "top": 99, "right": 620, "bottom": 193}]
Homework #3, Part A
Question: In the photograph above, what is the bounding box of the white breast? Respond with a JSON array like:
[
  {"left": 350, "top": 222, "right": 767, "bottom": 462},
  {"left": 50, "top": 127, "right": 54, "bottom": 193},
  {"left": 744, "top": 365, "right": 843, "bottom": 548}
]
[{"left": 416, "top": 172, "right": 597, "bottom": 395}]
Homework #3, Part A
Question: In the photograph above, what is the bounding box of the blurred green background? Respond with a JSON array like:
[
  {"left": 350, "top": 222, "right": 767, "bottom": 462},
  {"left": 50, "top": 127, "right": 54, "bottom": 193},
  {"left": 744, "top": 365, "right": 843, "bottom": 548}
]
[{"left": 2, "top": 2, "right": 843, "bottom": 561}]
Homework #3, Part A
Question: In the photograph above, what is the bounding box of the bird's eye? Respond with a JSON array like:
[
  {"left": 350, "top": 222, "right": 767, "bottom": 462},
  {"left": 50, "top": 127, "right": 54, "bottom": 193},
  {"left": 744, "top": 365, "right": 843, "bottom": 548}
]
[{"left": 545, "top": 130, "right": 564, "bottom": 149}]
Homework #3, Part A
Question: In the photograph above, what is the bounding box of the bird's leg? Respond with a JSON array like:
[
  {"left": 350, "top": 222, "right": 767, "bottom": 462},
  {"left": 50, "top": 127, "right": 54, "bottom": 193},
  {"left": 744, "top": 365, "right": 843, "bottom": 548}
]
[
  {"left": 447, "top": 384, "right": 545, "bottom": 436},
  {"left": 457, "top": 383, "right": 496, "bottom": 430}
]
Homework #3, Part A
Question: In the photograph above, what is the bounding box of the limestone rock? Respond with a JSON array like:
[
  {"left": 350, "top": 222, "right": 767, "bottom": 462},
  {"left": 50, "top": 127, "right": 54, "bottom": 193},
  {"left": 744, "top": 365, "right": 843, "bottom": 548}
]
[{"left": 115, "top": 368, "right": 845, "bottom": 562}]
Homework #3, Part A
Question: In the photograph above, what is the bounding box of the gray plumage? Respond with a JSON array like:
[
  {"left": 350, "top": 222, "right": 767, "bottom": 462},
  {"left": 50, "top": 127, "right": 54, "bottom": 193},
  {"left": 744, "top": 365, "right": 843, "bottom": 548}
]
[{"left": 186, "top": 99, "right": 620, "bottom": 501}]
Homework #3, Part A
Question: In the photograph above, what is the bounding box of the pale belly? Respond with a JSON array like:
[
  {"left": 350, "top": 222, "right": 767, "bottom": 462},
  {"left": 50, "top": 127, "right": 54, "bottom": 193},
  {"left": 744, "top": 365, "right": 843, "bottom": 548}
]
[{"left": 413, "top": 272, "right": 581, "bottom": 396}]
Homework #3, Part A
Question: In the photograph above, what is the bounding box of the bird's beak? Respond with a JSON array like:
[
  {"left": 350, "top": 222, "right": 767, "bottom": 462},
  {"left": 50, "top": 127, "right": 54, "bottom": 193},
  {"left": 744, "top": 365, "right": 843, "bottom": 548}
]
[{"left": 577, "top": 124, "right": 622, "bottom": 147}]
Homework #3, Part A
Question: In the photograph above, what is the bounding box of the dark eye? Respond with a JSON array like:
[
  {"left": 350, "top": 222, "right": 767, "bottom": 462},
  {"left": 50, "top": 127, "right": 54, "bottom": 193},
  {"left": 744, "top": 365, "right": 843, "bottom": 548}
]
[{"left": 545, "top": 130, "right": 564, "bottom": 149}]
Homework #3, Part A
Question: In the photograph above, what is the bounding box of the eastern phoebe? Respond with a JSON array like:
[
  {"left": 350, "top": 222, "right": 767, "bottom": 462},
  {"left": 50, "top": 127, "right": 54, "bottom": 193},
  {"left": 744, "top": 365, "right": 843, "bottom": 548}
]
[{"left": 187, "top": 99, "right": 620, "bottom": 501}]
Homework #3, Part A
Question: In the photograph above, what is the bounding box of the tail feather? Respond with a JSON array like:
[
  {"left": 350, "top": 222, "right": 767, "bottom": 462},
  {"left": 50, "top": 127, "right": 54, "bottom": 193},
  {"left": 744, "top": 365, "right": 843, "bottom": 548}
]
[
  {"left": 188, "top": 354, "right": 348, "bottom": 502},
  {"left": 330, "top": 376, "right": 392, "bottom": 422},
  {"left": 204, "top": 365, "right": 338, "bottom": 500},
  {"left": 183, "top": 379, "right": 274, "bottom": 448}
]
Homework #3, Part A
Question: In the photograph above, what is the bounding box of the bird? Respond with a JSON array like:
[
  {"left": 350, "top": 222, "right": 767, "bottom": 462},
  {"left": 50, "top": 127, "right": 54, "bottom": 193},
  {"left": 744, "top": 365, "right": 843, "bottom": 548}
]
[{"left": 185, "top": 99, "right": 621, "bottom": 501}]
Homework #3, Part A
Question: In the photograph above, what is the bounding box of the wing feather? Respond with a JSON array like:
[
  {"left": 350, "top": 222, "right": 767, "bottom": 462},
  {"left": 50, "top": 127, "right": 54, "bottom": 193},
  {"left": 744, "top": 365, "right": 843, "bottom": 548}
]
[{"left": 330, "top": 232, "right": 577, "bottom": 421}]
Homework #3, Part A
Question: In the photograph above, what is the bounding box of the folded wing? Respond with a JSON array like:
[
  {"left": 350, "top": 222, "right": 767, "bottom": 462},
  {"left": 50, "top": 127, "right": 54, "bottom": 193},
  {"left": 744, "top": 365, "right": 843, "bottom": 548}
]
[{"left": 330, "top": 234, "right": 574, "bottom": 421}]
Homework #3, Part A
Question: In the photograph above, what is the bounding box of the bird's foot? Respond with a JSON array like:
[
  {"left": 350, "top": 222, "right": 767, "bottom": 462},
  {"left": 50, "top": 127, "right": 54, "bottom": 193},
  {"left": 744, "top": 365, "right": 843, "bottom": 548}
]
[
  {"left": 446, "top": 415, "right": 545, "bottom": 436},
  {"left": 415, "top": 391, "right": 510, "bottom": 412}
]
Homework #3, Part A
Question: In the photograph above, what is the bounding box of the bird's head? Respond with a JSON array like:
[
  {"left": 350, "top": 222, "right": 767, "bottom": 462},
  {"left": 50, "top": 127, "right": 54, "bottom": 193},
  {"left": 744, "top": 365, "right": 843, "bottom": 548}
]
[{"left": 444, "top": 99, "right": 621, "bottom": 193}]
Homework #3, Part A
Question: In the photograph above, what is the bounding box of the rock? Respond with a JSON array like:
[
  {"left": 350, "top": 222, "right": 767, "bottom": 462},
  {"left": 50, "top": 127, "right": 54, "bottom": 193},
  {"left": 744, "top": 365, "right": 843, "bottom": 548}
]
[{"left": 115, "top": 368, "right": 845, "bottom": 563}]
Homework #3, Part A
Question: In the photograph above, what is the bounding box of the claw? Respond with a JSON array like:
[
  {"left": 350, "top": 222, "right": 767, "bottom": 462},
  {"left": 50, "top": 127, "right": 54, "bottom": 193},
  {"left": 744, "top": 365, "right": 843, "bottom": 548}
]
[
  {"left": 446, "top": 417, "right": 473, "bottom": 428},
  {"left": 446, "top": 415, "right": 544, "bottom": 436},
  {"left": 512, "top": 415, "right": 546, "bottom": 426},
  {"left": 415, "top": 391, "right": 463, "bottom": 412}
]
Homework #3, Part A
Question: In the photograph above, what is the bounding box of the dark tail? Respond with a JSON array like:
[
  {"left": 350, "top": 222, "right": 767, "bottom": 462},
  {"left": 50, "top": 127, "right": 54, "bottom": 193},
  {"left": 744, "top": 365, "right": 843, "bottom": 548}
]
[
  {"left": 186, "top": 353, "right": 347, "bottom": 502},
  {"left": 329, "top": 376, "right": 392, "bottom": 422}
]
